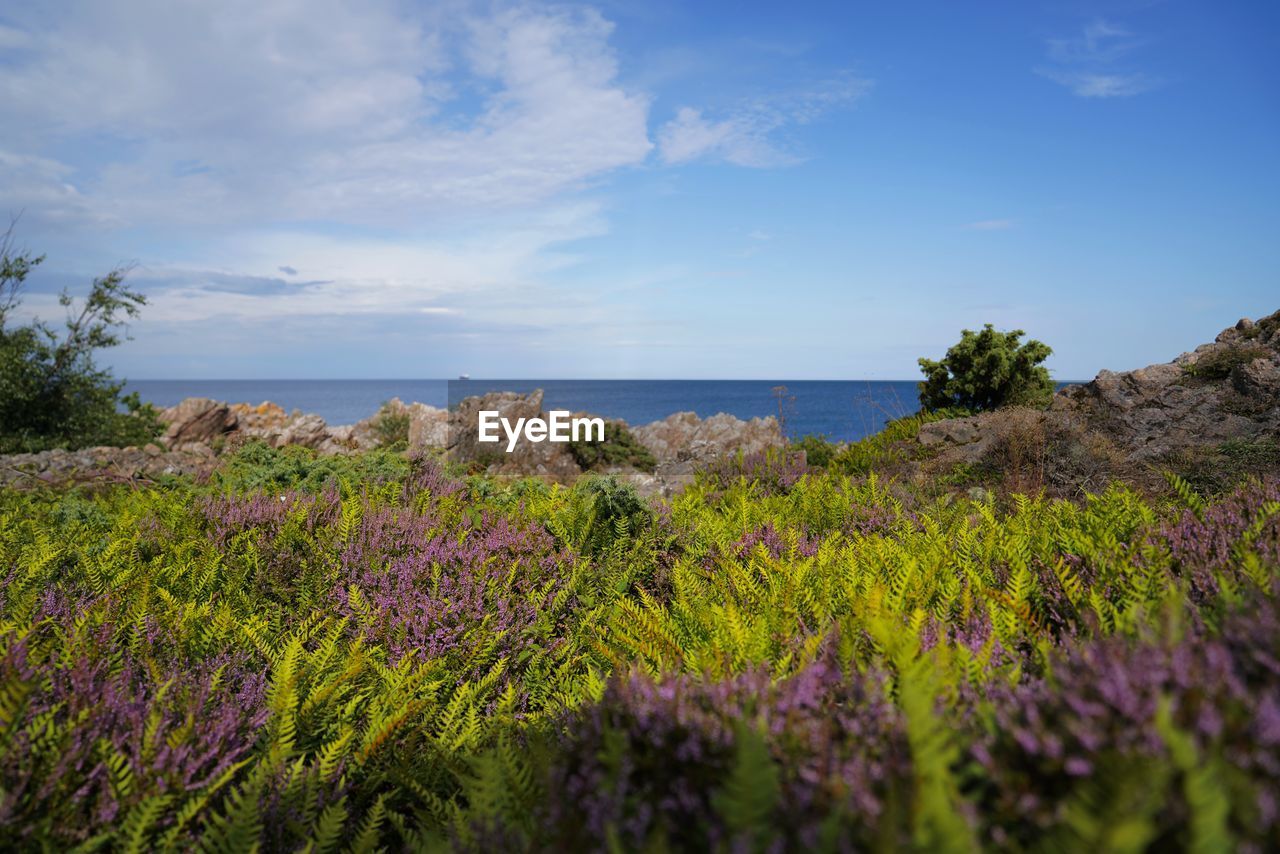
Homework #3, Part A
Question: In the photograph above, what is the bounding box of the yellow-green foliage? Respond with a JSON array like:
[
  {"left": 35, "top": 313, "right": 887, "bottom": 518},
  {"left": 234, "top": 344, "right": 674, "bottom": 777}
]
[{"left": 0, "top": 444, "right": 1277, "bottom": 850}]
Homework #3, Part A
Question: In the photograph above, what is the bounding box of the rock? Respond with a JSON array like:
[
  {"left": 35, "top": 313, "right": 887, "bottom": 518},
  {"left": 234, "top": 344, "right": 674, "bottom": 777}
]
[
  {"left": 230, "top": 401, "right": 290, "bottom": 432},
  {"left": 342, "top": 398, "right": 447, "bottom": 452},
  {"left": 1052, "top": 311, "right": 1280, "bottom": 460},
  {"left": 0, "top": 446, "right": 217, "bottom": 487},
  {"left": 1233, "top": 356, "right": 1280, "bottom": 399},
  {"left": 160, "top": 398, "right": 238, "bottom": 446},
  {"left": 275, "top": 413, "right": 329, "bottom": 449},
  {"left": 918, "top": 417, "right": 982, "bottom": 447},
  {"left": 408, "top": 403, "right": 448, "bottom": 450},
  {"left": 631, "top": 411, "right": 785, "bottom": 465},
  {"left": 926, "top": 309, "right": 1280, "bottom": 479},
  {"left": 445, "top": 390, "right": 583, "bottom": 480}
]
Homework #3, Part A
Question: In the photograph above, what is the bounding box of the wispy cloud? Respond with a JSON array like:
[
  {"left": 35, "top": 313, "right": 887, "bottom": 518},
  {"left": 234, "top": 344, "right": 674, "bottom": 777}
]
[
  {"left": 657, "top": 74, "right": 871, "bottom": 167},
  {"left": 0, "top": 0, "right": 663, "bottom": 363},
  {"left": 1037, "top": 19, "right": 1158, "bottom": 98},
  {"left": 0, "top": 1, "right": 653, "bottom": 228}
]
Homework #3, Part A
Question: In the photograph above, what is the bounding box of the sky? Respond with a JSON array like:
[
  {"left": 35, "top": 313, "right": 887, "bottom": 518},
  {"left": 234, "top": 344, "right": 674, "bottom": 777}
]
[{"left": 0, "top": 0, "right": 1277, "bottom": 380}]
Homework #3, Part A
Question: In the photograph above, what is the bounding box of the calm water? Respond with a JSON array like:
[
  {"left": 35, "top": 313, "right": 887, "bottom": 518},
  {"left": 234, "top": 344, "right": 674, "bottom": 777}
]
[{"left": 128, "top": 379, "right": 928, "bottom": 442}]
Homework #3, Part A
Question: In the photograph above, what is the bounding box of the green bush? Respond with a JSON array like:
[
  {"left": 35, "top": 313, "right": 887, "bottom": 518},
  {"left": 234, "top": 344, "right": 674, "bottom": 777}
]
[
  {"left": 567, "top": 420, "right": 657, "bottom": 473},
  {"left": 1181, "top": 346, "right": 1270, "bottom": 380},
  {"left": 789, "top": 433, "right": 839, "bottom": 468},
  {"left": 918, "top": 324, "right": 1054, "bottom": 413},
  {"left": 211, "top": 440, "right": 409, "bottom": 494},
  {"left": 371, "top": 401, "right": 411, "bottom": 448},
  {"left": 0, "top": 231, "right": 161, "bottom": 452},
  {"left": 569, "top": 474, "right": 652, "bottom": 555}
]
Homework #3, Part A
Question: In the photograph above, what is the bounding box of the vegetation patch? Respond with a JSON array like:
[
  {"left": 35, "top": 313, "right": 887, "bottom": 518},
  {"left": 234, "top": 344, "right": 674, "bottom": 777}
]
[
  {"left": 917, "top": 324, "right": 1054, "bottom": 412},
  {"left": 1, "top": 427, "right": 1279, "bottom": 849},
  {"left": 1182, "top": 345, "right": 1270, "bottom": 379},
  {"left": 370, "top": 400, "right": 411, "bottom": 448},
  {"left": 567, "top": 420, "right": 657, "bottom": 473},
  {"left": 1162, "top": 435, "right": 1280, "bottom": 496}
]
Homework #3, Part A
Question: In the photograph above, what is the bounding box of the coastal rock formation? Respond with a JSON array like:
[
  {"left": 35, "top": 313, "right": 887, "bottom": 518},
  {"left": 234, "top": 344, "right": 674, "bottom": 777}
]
[
  {"left": 0, "top": 445, "right": 216, "bottom": 486},
  {"left": 275, "top": 413, "right": 330, "bottom": 449},
  {"left": 346, "top": 398, "right": 448, "bottom": 452},
  {"left": 632, "top": 412, "right": 785, "bottom": 465},
  {"left": 160, "top": 398, "right": 237, "bottom": 446},
  {"left": 1050, "top": 311, "right": 1280, "bottom": 459},
  {"left": 447, "top": 390, "right": 583, "bottom": 479},
  {"left": 916, "top": 309, "right": 1280, "bottom": 490}
]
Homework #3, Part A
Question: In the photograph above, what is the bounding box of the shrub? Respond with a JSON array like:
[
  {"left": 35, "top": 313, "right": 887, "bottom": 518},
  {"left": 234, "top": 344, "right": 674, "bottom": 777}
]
[
  {"left": 0, "top": 230, "right": 161, "bottom": 452},
  {"left": 699, "top": 448, "right": 811, "bottom": 496},
  {"left": 211, "top": 440, "right": 409, "bottom": 493},
  {"left": 829, "top": 409, "right": 962, "bottom": 476},
  {"left": 789, "top": 433, "right": 839, "bottom": 469},
  {"left": 918, "top": 324, "right": 1054, "bottom": 413},
  {"left": 371, "top": 400, "right": 411, "bottom": 448},
  {"left": 1181, "top": 345, "right": 1270, "bottom": 380},
  {"left": 567, "top": 420, "right": 656, "bottom": 473},
  {"left": 568, "top": 474, "right": 652, "bottom": 555},
  {"left": 1164, "top": 436, "right": 1280, "bottom": 497}
]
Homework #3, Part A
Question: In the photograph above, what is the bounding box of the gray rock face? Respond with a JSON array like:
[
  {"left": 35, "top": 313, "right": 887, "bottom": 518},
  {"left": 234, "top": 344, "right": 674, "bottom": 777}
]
[
  {"left": 918, "top": 417, "right": 983, "bottom": 448},
  {"left": 160, "top": 398, "right": 238, "bottom": 446},
  {"left": 0, "top": 446, "right": 216, "bottom": 486},
  {"left": 631, "top": 411, "right": 785, "bottom": 466},
  {"left": 446, "top": 390, "right": 584, "bottom": 479},
  {"left": 1051, "top": 309, "right": 1280, "bottom": 460},
  {"left": 275, "top": 413, "right": 329, "bottom": 449},
  {"left": 919, "top": 310, "right": 1280, "bottom": 471}
]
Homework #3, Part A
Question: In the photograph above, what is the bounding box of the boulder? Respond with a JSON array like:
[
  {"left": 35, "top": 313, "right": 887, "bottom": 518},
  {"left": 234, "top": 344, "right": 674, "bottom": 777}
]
[
  {"left": 631, "top": 411, "right": 785, "bottom": 466},
  {"left": 344, "top": 398, "right": 447, "bottom": 452},
  {"left": 408, "top": 403, "right": 448, "bottom": 450},
  {"left": 446, "top": 390, "right": 583, "bottom": 480},
  {"left": 160, "top": 398, "right": 238, "bottom": 446},
  {"left": 276, "top": 413, "right": 329, "bottom": 449}
]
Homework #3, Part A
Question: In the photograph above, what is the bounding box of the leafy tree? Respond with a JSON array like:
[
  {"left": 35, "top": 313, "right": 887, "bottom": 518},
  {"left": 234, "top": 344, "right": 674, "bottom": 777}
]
[
  {"left": 0, "top": 227, "right": 161, "bottom": 453},
  {"left": 917, "top": 324, "right": 1053, "bottom": 413}
]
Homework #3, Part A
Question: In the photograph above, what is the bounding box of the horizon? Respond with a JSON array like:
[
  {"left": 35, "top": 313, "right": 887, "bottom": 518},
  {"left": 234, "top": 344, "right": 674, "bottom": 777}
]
[{"left": 2, "top": 1, "right": 1277, "bottom": 380}]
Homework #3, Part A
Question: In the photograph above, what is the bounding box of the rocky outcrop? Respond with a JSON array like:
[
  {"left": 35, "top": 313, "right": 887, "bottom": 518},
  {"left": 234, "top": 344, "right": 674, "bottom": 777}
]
[
  {"left": 345, "top": 398, "right": 447, "bottom": 452},
  {"left": 6, "top": 387, "right": 788, "bottom": 494},
  {"left": 161, "top": 398, "right": 237, "bottom": 446},
  {"left": 0, "top": 444, "right": 216, "bottom": 486},
  {"left": 915, "top": 310, "right": 1280, "bottom": 491},
  {"left": 632, "top": 411, "right": 785, "bottom": 464},
  {"left": 446, "top": 390, "right": 582, "bottom": 480},
  {"left": 1050, "top": 311, "right": 1280, "bottom": 460}
]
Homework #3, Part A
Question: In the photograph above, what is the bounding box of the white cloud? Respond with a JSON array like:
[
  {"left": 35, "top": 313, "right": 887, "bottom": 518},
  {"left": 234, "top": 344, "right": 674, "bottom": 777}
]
[
  {"left": 0, "top": 0, "right": 662, "bottom": 364},
  {"left": 1038, "top": 19, "right": 1158, "bottom": 98},
  {"left": 1046, "top": 19, "right": 1139, "bottom": 65},
  {"left": 657, "top": 74, "right": 870, "bottom": 167},
  {"left": 657, "top": 107, "right": 791, "bottom": 167},
  {"left": 1038, "top": 70, "right": 1155, "bottom": 98},
  {"left": 0, "top": 1, "right": 652, "bottom": 227}
]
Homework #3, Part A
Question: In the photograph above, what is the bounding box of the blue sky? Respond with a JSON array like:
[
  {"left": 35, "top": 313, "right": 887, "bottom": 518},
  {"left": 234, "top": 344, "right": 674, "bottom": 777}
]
[{"left": 1, "top": 0, "right": 1276, "bottom": 380}]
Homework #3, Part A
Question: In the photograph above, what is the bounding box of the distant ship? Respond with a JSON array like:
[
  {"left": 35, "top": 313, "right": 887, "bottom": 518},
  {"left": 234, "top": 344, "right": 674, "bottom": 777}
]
[{"left": 458, "top": 374, "right": 470, "bottom": 380}]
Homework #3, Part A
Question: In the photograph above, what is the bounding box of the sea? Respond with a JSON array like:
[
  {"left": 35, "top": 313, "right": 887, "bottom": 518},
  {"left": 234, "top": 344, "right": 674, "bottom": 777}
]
[{"left": 125, "top": 379, "right": 1078, "bottom": 443}]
